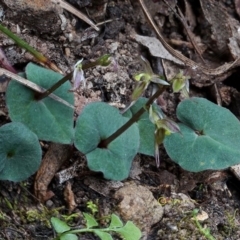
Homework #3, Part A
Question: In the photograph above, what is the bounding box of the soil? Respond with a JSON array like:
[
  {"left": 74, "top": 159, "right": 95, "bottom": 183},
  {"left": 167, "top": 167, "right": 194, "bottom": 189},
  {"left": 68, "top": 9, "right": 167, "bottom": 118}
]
[{"left": 0, "top": 0, "right": 240, "bottom": 239}]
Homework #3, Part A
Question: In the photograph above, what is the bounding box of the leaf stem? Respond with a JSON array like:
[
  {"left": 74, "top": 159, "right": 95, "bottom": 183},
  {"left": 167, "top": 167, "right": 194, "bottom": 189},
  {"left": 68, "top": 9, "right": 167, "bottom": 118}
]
[
  {"left": 0, "top": 23, "right": 61, "bottom": 73},
  {"left": 100, "top": 86, "right": 166, "bottom": 148}
]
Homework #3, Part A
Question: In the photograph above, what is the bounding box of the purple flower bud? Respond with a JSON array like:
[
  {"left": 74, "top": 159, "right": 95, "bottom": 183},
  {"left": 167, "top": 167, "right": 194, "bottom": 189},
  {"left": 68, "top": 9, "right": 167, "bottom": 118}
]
[{"left": 70, "top": 59, "right": 85, "bottom": 91}]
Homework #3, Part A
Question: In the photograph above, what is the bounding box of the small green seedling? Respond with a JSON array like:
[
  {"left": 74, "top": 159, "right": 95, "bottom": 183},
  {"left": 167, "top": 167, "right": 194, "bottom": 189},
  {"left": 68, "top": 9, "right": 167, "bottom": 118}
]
[
  {"left": 192, "top": 209, "right": 215, "bottom": 240},
  {"left": 51, "top": 213, "right": 142, "bottom": 240},
  {"left": 86, "top": 201, "right": 99, "bottom": 215}
]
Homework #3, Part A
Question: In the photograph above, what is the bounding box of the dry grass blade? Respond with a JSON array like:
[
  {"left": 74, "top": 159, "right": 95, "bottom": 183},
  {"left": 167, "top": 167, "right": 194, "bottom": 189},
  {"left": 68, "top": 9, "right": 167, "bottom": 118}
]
[
  {"left": 0, "top": 68, "right": 74, "bottom": 109},
  {"left": 52, "top": 0, "right": 99, "bottom": 31}
]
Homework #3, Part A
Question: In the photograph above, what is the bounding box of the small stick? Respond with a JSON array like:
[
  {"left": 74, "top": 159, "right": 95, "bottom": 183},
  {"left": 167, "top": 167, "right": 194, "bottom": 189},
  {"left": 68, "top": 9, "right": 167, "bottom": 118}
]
[
  {"left": 0, "top": 68, "right": 74, "bottom": 109},
  {"left": 52, "top": 0, "right": 99, "bottom": 31},
  {"left": 175, "top": 5, "right": 205, "bottom": 64}
]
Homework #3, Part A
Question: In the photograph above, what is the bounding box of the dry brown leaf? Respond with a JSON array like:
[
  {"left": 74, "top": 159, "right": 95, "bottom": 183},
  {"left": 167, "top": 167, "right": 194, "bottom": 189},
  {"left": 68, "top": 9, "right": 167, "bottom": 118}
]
[
  {"left": 131, "top": 33, "right": 184, "bottom": 65},
  {"left": 34, "top": 143, "right": 72, "bottom": 202}
]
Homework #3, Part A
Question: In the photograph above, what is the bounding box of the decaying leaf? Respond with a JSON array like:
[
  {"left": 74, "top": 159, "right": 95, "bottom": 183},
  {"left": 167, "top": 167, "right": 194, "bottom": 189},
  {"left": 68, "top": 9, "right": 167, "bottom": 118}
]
[
  {"left": 34, "top": 143, "right": 72, "bottom": 202},
  {"left": 55, "top": 160, "right": 79, "bottom": 184},
  {"left": 131, "top": 32, "right": 184, "bottom": 66}
]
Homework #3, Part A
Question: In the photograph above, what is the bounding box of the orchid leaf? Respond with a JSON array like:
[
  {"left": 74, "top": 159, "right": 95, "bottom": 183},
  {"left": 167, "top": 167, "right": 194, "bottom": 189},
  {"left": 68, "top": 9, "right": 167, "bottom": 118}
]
[
  {"left": 0, "top": 122, "right": 41, "bottom": 181},
  {"left": 6, "top": 63, "right": 74, "bottom": 144},
  {"left": 74, "top": 102, "right": 139, "bottom": 180},
  {"left": 164, "top": 97, "right": 240, "bottom": 171}
]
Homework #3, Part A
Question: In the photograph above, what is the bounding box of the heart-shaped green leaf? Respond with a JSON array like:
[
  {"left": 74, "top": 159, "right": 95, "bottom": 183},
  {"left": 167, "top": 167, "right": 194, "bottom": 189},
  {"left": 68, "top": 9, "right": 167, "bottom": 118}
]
[
  {"left": 74, "top": 102, "right": 140, "bottom": 180},
  {"left": 0, "top": 122, "right": 42, "bottom": 181},
  {"left": 164, "top": 97, "right": 240, "bottom": 171},
  {"left": 123, "top": 98, "right": 155, "bottom": 156},
  {"left": 6, "top": 63, "right": 74, "bottom": 144}
]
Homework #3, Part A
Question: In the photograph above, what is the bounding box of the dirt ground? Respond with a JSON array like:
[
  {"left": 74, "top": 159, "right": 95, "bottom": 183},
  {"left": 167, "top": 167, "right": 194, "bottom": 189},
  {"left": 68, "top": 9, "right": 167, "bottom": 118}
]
[{"left": 0, "top": 0, "right": 240, "bottom": 239}]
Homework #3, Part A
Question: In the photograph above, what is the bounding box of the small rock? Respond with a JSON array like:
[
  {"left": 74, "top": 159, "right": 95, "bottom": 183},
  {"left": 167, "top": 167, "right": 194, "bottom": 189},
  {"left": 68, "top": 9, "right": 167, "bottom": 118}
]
[
  {"left": 103, "top": 72, "right": 118, "bottom": 83},
  {"left": 166, "top": 222, "right": 178, "bottom": 232},
  {"left": 108, "top": 42, "right": 120, "bottom": 53},
  {"left": 45, "top": 200, "right": 54, "bottom": 207},
  {"left": 114, "top": 182, "right": 163, "bottom": 235}
]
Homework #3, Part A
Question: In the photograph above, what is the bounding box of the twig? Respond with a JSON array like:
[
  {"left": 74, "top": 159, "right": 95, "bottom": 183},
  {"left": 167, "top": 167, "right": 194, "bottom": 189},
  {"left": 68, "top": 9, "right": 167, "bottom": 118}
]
[
  {"left": 51, "top": 0, "right": 99, "bottom": 31},
  {"left": 160, "top": 0, "right": 205, "bottom": 63},
  {"left": 0, "top": 68, "right": 74, "bottom": 109},
  {"left": 176, "top": 5, "right": 205, "bottom": 64},
  {"left": 138, "top": 0, "right": 240, "bottom": 76}
]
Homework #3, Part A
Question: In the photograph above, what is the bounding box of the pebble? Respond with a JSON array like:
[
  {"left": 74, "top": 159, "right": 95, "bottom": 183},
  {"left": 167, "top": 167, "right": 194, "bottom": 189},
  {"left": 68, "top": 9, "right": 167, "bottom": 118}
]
[
  {"left": 114, "top": 182, "right": 163, "bottom": 235},
  {"left": 45, "top": 200, "right": 54, "bottom": 207}
]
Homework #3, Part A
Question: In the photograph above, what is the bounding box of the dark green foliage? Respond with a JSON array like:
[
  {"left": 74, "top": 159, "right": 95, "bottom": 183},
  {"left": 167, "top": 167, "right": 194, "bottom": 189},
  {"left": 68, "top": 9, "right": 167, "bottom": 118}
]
[
  {"left": 0, "top": 122, "right": 41, "bottom": 181},
  {"left": 74, "top": 102, "right": 140, "bottom": 180},
  {"left": 6, "top": 63, "right": 74, "bottom": 144},
  {"left": 51, "top": 213, "right": 142, "bottom": 240},
  {"left": 164, "top": 97, "right": 240, "bottom": 171}
]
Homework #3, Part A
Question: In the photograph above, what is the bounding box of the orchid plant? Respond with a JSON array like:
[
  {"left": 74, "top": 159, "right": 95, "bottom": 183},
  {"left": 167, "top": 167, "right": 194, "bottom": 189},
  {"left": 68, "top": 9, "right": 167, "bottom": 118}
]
[
  {"left": 1, "top": 7, "right": 240, "bottom": 183},
  {"left": 1, "top": 42, "right": 240, "bottom": 182}
]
